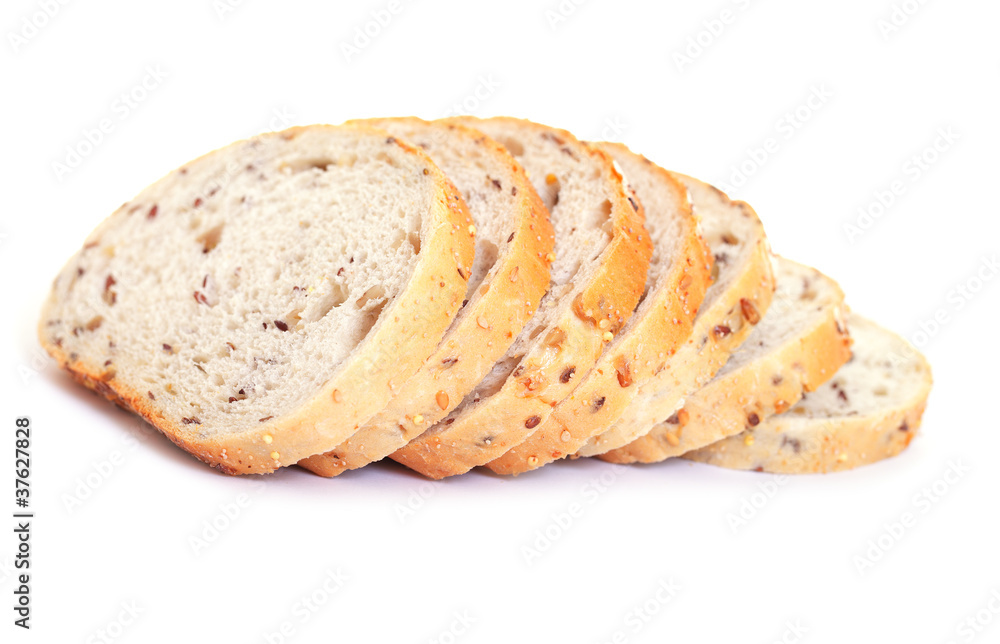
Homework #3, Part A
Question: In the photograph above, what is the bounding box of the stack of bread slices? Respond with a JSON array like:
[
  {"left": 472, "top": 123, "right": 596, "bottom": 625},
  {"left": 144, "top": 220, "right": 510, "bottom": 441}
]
[{"left": 38, "top": 117, "right": 933, "bottom": 478}]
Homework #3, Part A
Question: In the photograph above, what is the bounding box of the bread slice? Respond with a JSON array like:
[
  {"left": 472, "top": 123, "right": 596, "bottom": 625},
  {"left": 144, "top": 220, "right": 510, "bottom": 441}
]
[
  {"left": 38, "top": 125, "right": 475, "bottom": 475},
  {"left": 603, "top": 257, "right": 851, "bottom": 464},
  {"left": 297, "top": 118, "right": 553, "bottom": 476},
  {"left": 584, "top": 175, "right": 777, "bottom": 458},
  {"left": 684, "top": 314, "right": 931, "bottom": 473},
  {"left": 484, "top": 144, "right": 712, "bottom": 475},
  {"left": 391, "top": 117, "right": 652, "bottom": 479}
]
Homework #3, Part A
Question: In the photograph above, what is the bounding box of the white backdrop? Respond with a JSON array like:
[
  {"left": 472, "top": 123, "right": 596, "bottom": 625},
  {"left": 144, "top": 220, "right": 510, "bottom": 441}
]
[{"left": 2, "top": 0, "right": 998, "bottom": 641}]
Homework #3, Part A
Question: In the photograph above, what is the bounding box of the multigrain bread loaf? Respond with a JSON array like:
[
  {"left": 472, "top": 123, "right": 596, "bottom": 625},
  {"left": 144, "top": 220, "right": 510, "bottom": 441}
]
[
  {"left": 298, "top": 118, "right": 553, "bottom": 477},
  {"left": 391, "top": 117, "right": 652, "bottom": 479},
  {"left": 684, "top": 314, "right": 931, "bottom": 473},
  {"left": 38, "top": 125, "right": 475, "bottom": 475},
  {"left": 484, "top": 144, "right": 712, "bottom": 476},
  {"left": 585, "top": 175, "right": 777, "bottom": 458},
  {"left": 40, "top": 116, "right": 932, "bottom": 479},
  {"left": 603, "top": 257, "right": 852, "bottom": 465}
]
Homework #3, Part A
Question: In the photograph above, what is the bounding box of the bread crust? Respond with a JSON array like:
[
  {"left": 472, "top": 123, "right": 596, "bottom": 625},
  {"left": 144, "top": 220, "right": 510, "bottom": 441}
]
[
  {"left": 298, "top": 118, "right": 553, "bottom": 476},
  {"left": 484, "top": 146, "right": 711, "bottom": 476},
  {"left": 391, "top": 118, "right": 652, "bottom": 479},
  {"left": 586, "top": 176, "right": 777, "bottom": 458},
  {"left": 602, "top": 258, "right": 852, "bottom": 465},
  {"left": 38, "top": 124, "right": 475, "bottom": 475},
  {"left": 683, "top": 315, "right": 932, "bottom": 473}
]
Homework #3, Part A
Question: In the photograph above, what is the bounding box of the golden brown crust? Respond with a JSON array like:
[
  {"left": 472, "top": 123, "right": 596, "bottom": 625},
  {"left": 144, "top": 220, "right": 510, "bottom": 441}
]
[
  {"left": 298, "top": 118, "right": 553, "bottom": 477},
  {"left": 38, "top": 125, "right": 475, "bottom": 475},
  {"left": 587, "top": 176, "right": 777, "bottom": 458},
  {"left": 601, "top": 259, "right": 852, "bottom": 465},
  {"left": 391, "top": 119, "right": 652, "bottom": 479},
  {"left": 484, "top": 148, "right": 712, "bottom": 476}
]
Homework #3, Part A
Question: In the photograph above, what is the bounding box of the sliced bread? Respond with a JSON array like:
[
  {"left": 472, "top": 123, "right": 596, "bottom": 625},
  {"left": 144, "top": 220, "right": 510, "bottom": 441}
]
[
  {"left": 603, "top": 257, "right": 852, "bottom": 464},
  {"left": 584, "top": 175, "right": 777, "bottom": 458},
  {"left": 484, "top": 144, "right": 712, "bottom": 475},
  {"left": 391, "top": 117, "right": 652, "bottom": 479},
  {"left": 683, "top": 314, "right": 931, "bottom": 473},
  {"left": 298, "top": 118, "right": 553, "bottom": 476},
  {"left": 38, "top": 125, "right": 475, "bottom": 475}
]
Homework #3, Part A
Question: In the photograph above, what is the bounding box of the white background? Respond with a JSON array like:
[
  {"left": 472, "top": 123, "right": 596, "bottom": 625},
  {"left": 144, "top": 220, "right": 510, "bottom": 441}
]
[{"left": 2, "top": 0, "right": 998, "bottom": 642}]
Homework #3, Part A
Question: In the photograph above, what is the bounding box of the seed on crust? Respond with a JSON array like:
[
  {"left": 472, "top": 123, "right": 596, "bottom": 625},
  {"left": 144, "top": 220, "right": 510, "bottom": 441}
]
[
  {"left": 602, "top": 331, "right": 614, "bottom": 342},
  {"left": 560, "top": 430, "right": 571, "bottom": 442},
  {"left": 525, "top": 415, "right": 541, "bottom": 429},
  {"left": 712, "top": 325, "right": 731, "bottom": 340},
  {"left": 436, "top": 391, "right": 449, "bottom": 410},
  {"left": 332, "top": 389, "right": 343, "bottom": 403},
  {"left": 560, "top": 367, "right": 575, "bottom": 384},
  {"left": 747, "top": 412, "right": 760, "bottom": 427},
  {"left": 740, "top": 298, "right": 761, "bottom": 325},
  {"left": 263, "top": 434, "right": 273, "bottom": 444},
  {"left": 477, "top": 316, "right": 489, "bottom": 329}
]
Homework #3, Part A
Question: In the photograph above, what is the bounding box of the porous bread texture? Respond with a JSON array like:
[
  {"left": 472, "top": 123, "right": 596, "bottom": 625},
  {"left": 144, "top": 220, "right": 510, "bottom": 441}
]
[
  {"left": 39, "top": 124, "right": 475, "bottom": 475},
  {"left": 589, "top": 176, "right": 777, "bottom": 458},
  {"left": 603, "top": 257, "right": 852, "bottom": 464},
  {"left": 298, "top": 117, "right": 553, "bottom": 476},
  {"left": 684, "top": 314, "right": 932, "bottom": 473},
  {"left": 391, "top": 117, "right": 652, "bottom": 479},
  {"left": 485, "top": 143, "right": 712, "bottom": 475}
]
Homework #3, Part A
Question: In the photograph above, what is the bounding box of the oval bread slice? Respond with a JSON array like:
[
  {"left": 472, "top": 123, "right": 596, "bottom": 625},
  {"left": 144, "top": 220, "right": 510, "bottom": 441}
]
[
  {"left": 391, "top": 117, "right": 652, "bottom": 479},
  {"left": 683, "top": 314, "right": 932, "bottom": 473},
  {"left": 588, "top": 175, "right": 777, "bottom": 458},
  {"left": 38, "top": 125, "right": 475, "bottom": 475},
  {"left": 298, "top": 118, "right": 553, "bottom": 476},
  {"left": 485, "top": 144, "right": 712, "bottom": 475},
  {"left": 604, "top": 257, "right": 852, "bottom": 464}
]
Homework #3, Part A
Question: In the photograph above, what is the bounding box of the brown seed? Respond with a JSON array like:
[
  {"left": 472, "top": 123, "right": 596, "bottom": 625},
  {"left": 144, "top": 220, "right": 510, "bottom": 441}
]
[
  {"left": 441, "top": 357, "right": 459, "bottom": 368},
  {"left": 193, "top": 291, "right": 209, "bottom": 305},
  {"left": 274, "top": 320, "right": 289, "bottom": 331},
  {"left": 259, "top": 416, "right": 274, "bottom": 422},
  {"left": 615, "top": 358, "right": 633, "bottom": 388},
  {"left": 747, "top": 412, "right": 760, "bottom": 427},
  {"left": 162, "top": 343, "right": 172, "bottom": 353},
  {"left": 740, "top": 298, "right": 761, "bottom": 325},
  {"left": 721, "top": 232, "right": 738, "bottom": 245},
  {"left": 591, "top": 396, "right": 606, "bottom": 412},
  {"left": 436, "top": 390, "right": 449, "bottom": 410},
  {"left": 507, "top": 232, "right": 515, "bottom": 243},
  {"left": 713, "top": 325, "right": 732, "bottom": 340},
  {"left": 525, "top": 415, "right": 541, "bottom": 429},
  {"left": 148, "top": 205, "right": 158, "bottom": 219},
  {"left": 181, "top": 417, "right": 201, "bottom": 425},
  {"left": 560, "top": 367, "right": 575, "bottom": 384},
  {"left": 838, "top": 389, "right": 849, "bottom": 403}
]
